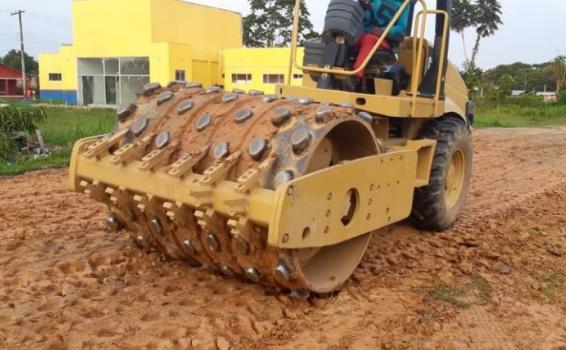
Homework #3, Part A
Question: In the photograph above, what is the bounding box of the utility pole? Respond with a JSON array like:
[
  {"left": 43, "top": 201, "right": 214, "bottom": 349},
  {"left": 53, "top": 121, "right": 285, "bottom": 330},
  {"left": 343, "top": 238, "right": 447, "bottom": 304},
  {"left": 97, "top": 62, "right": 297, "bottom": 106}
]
[
  {"left": 11, "top": 10, "right": 27, "bottom": 98},
  {"left": 524, "top": 71, "right": 527, "bottom": 91}
]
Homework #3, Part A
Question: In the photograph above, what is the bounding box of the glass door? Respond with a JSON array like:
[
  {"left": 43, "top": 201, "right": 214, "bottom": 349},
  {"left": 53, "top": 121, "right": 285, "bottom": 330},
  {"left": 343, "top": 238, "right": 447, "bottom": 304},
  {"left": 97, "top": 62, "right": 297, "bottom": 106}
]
[
  {"left": 81, "top": 76, "right": 94, "bottom": 105},
  {"left": 105, "top": 76, "right": 118, "bottom": 105}
]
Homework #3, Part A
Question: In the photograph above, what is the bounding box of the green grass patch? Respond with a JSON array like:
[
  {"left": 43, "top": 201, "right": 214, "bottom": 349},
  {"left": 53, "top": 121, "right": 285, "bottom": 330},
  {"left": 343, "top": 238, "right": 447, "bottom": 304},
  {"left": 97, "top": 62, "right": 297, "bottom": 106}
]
[
  {"left": 0, "top": 148, "right": 72, "bottom": 176},
  {"left": 475, "top": 101, "right": 566, "bottom": 128},
  {"left": 539, "top": 271, "right": 566, "bottom": 298},
  {"left": 0, "top": 106, "right": 115, "bottom": 176},
  {"left": 428, "top": 276, "right": 493, "bottom": 308},
  {"left": 37, "top": 107, "right": 116, "bottom": 146}
]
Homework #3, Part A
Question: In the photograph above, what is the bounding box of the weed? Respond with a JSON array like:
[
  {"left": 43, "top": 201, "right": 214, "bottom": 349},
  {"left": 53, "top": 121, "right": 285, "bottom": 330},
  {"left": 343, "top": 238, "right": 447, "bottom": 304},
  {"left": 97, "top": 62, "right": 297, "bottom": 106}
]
[
  {"left": 0, "top": 106, "right": 47, "bottom": 161},
  {"left": 540, "top": 271, "right": 566, "bottom": 298},
  {"left": 428, "top": 283, "right": 470, "bottom": 308},
  {"left": 428, "top": 275, "right": 493, "bottom": 308}
]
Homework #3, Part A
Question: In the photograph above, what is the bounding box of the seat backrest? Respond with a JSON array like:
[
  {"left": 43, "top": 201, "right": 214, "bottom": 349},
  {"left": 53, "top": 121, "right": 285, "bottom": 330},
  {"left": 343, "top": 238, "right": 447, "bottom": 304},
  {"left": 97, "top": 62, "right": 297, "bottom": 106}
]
[{"left": 385, "top": 1, "right": 417, "bottom": 49}]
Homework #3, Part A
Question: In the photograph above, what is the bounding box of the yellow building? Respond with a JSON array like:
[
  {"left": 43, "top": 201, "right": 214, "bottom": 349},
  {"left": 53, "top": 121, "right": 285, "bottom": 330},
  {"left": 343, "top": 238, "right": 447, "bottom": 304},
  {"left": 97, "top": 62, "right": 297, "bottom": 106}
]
[
  {"left": 39, "top": 0, "right": 242, "bottom": 105},
  {"left": 222, "top": 48, "right": 305, "bottom": 94}
]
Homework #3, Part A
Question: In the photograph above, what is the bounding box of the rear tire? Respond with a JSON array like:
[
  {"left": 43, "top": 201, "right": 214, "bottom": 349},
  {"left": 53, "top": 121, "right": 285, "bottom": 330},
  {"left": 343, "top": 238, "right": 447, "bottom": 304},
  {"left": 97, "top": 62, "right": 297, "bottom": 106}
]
[{"left": 410, "top": 116, "right": 473, "bottom": 231}]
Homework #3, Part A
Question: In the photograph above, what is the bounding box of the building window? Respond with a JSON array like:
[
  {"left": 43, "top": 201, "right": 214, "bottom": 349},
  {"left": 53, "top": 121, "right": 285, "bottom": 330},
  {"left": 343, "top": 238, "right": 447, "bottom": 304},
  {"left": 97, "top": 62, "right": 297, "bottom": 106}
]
[
  {"left": 77, "top": 57, "right": 150, "bottom": 106},
  {"left": 119, "top": 57, "right": 150, "bottom": 76},
  {"left": 175, "top": 70, "right": 186, "bottom": 81},
  {"left": 293, "top": 74, "right": 304, "bottom": 80},
  {"left": 49, "top": 73, "right": 62, "bottom": 81},
  {"left": 263, "top": 74, "right": 285, "bottom": 84},
  {"left": 231, "top": 73, "right": 252, "bottom": 84}
]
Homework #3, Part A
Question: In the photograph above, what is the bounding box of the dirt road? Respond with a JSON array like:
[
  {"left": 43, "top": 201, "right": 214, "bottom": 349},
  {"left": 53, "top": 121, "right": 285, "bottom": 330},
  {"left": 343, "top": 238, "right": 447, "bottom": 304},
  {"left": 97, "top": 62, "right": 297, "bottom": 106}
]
[{"left": 1, "top": 127, "right": 566, "bottom": 350}]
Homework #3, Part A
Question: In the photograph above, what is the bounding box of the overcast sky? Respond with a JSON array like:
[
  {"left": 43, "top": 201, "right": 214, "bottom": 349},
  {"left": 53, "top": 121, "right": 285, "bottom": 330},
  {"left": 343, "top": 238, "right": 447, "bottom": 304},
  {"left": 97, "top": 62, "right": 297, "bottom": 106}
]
[{"left": 0, "top": 0, "right": 564, "bottom": 70}]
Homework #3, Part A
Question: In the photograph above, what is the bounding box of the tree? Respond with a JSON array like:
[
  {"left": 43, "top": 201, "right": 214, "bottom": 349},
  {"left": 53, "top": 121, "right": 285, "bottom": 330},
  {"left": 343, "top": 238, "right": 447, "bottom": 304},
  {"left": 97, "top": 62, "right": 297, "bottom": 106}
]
[
  {"left": 460, "top": 62, "right": 483, "bottom": 95},
  {"left": 469, "top": 0, "right": 502, "bottom": 69},
  {"left": 482, "top": 58, "right": 566, "bottom": 93},
  {"left": 555, "top": 56, "right": 565, "bottom": 91},
  {"left": 451, "top": 0, "right": 502, "bottom": 71},
  {"left": 452, "top": 0, "right": 476, "bottom": 69},
  {"left": 2, "top": 50, "right": 38, "bottom": 75},
  {"left": 243, "top": 0, "right": 317, "bottom": 48}
]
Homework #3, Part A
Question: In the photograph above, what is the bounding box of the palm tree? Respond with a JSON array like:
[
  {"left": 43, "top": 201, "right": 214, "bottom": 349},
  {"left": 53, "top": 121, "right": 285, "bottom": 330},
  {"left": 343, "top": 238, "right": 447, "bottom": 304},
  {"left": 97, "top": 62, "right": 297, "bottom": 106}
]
[
  {"left": 470, "top": 0, "right": 502, "bottom": 68},
  {"left": 452, "top": 0, "right": 476, "bottom": 70}
]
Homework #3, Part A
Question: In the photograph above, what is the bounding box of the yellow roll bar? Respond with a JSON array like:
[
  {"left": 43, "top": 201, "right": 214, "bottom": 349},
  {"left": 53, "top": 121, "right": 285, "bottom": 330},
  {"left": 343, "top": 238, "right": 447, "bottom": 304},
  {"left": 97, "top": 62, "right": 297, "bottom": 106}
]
[{"left": 412, "top": 9, "right": 450, "bottom": 114}]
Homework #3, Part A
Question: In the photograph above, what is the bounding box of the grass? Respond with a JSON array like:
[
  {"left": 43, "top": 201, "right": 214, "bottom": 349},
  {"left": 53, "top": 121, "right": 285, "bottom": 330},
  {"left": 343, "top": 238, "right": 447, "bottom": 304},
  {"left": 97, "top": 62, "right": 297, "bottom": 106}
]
[
  {"left": 475, "top": 101, "right": 566, "bottom": 128},
  {"left": 539, "top": 271, "right": 566, "bottom": 299},
  {"left": 37, "top": 107, "right": 116, "bottom": 146},
  {"left": 0, "top": 106, "right": 115, "bottom": 176},
  {"left": 428, "top": 276, "right": 493, "bottom": 309},
  {"left": 0, "top": 148, "right": 73, "bottom": 175}
]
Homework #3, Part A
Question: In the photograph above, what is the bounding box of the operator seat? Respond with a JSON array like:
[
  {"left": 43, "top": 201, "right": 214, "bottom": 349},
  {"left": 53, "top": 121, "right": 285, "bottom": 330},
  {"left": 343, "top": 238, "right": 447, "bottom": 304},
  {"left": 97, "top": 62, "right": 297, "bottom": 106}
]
[{"left": 366, "top": 1, "right": 416, "bottom": 66}]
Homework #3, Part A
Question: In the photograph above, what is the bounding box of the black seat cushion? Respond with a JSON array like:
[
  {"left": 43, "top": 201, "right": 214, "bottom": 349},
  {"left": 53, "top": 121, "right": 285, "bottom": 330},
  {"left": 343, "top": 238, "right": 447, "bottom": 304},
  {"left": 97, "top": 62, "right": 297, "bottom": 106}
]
[{"left": 369, "top": 50, "right": 397, "bottom": 65}]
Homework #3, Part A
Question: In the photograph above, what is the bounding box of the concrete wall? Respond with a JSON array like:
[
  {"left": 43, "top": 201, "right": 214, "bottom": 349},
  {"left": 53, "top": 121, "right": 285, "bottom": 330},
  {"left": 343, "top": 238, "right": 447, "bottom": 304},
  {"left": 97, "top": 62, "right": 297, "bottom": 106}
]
[
  {"left": 150, "top": 0, "right": 242, "bottom": 86},
  {"left": 150, "top": 0, "right": 242, "bottom": 61},
  {"left": 222, "top": 48, "right": 305, "bottom": 94},
  {"left": 38, "top": 45, "right": 78, "bottom": 103}
]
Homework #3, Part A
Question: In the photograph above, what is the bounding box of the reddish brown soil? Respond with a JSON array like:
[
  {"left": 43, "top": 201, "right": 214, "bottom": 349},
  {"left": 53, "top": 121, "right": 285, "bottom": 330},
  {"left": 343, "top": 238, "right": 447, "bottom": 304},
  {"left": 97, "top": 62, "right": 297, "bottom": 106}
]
[{"left": 1, "top": 127, "right": 566, "bottom": 350}]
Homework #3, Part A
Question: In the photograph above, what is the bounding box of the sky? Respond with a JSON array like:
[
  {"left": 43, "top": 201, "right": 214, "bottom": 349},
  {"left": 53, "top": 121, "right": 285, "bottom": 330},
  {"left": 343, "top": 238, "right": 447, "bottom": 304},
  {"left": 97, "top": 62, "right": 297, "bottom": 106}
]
[{"left": 0, "top": 0, "right": 565, "bottom": 70}]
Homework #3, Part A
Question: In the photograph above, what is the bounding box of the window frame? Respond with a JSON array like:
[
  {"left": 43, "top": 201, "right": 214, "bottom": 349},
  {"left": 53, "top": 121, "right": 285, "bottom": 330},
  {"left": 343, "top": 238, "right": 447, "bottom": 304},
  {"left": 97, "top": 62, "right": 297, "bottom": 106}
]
[
  {"left": 48, "top": 73, "right": 62, "bottom": 81},
  {"left": 175, "top": 69, "right": 186, "bottom": 81},
  {"left": 231, "top": 73, "right": 253, "bottom": 84},
  {"left": 262, "top": 74, "right": 285, "bottom": 84}
]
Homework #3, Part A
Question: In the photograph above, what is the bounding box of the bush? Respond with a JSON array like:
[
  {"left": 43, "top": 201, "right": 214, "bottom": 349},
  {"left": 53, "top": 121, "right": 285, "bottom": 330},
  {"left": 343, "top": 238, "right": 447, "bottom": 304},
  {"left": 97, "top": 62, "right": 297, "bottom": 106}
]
[
  {"left": 0, "top": 133, "right": 16, "bottom": 161},
  {"left": 475, "top": 94, "right": 546, "bottom": 108},
  {"left": 0, "top": 106, "right": 46, "bottom": 133},
  {"left": 0, "top": 106, "right": 46, "bottom": 160}
]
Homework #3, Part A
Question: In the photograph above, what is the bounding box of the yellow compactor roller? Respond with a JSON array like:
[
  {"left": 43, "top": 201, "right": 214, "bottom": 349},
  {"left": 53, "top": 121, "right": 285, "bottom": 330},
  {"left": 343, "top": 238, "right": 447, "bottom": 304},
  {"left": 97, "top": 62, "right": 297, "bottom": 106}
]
[{"left": 69, "top": 0, "right": 473, "bottom": 294}]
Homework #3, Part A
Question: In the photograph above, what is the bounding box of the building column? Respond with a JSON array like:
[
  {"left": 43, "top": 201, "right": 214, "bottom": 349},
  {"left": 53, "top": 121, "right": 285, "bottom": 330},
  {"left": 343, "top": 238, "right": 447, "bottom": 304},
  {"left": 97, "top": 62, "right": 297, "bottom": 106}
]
[{"left": 3, "top": 79, "right": 8, "bottom": 96}]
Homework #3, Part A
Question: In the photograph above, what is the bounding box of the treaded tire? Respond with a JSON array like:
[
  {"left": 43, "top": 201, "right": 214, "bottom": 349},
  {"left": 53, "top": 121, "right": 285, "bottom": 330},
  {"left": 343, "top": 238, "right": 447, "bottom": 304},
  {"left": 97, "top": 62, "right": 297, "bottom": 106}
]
[{"left": 410, "top": 116, "right": 473, "bottom": 231}]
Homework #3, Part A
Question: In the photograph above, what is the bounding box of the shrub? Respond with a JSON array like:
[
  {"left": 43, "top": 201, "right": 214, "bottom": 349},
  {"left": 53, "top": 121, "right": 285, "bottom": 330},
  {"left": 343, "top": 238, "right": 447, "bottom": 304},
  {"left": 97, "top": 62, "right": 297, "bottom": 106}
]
[
  {"left": 0, "top": 106, "right": 46, "bottom": 160},
  {"left": 0, "top": 133, "right": 16, "bottom": 161}
]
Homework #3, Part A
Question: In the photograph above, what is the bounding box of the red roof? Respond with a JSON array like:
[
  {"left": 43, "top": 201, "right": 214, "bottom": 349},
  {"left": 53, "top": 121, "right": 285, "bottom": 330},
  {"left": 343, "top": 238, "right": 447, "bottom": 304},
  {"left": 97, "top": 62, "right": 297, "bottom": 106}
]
[{"left": 0, "top": 63, "right": 23, "bottom": 79}]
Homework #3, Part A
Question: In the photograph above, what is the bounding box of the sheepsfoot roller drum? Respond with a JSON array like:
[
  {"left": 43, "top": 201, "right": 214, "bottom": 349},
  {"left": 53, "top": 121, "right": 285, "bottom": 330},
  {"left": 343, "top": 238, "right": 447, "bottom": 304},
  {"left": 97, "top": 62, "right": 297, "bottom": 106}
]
[{"left": 69, "top": 82, "right": 438, "bottom": 293}]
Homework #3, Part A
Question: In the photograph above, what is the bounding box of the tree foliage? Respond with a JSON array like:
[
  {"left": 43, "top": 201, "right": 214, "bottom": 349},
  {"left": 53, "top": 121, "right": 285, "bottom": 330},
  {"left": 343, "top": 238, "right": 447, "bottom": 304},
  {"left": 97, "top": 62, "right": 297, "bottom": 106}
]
[
  {"left": 452, "top": 0, "right": 475, "bottom": 33},
  {"left": 243, "top": 0, "right": 317, "bottom": 48},
  {"left": 470, "top": 0, "right": 502, "bottom": 67},
  {"left": 555, "top": 57, "right": 565, "bottom": 91},
  {"left": 451, "top": 0, "right": 502, "bottom": 70},
  {"left": 461, "top": 63, "right": 483, "bottom": 95},
  {"left": 483, "top": 57, "right": 566, "bottom": 93},
  {"left": 1, "top": 49, "right": 39, "bottom": 75}
]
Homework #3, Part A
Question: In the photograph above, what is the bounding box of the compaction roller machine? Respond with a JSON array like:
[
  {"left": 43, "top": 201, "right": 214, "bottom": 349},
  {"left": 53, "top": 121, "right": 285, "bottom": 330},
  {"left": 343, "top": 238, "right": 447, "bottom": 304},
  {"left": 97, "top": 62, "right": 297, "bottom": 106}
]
[{"left": 69, "top": 0, "right": 473, "bottom": 294}]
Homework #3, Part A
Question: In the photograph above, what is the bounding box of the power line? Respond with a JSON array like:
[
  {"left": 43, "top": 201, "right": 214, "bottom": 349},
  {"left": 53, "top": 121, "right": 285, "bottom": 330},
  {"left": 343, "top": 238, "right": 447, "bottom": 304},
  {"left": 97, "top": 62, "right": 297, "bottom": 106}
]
[{"left": 26, "top": 11, "right": 71, "bottom": 23}]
